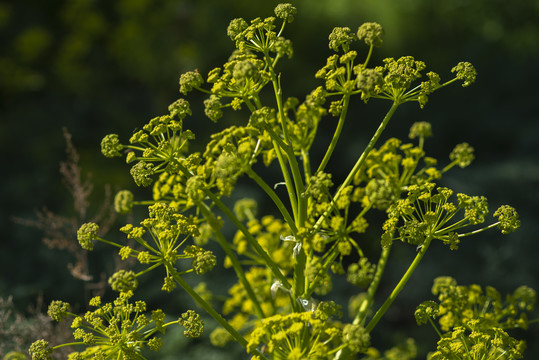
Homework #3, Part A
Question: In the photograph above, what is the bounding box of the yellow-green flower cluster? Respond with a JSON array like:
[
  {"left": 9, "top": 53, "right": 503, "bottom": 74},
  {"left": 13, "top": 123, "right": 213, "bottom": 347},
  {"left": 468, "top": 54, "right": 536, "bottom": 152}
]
[
  {"left": 419, "top": 277, "right": 536, "bottom": 332},
  {"left": 231, "top": 215, "right": 294, "bottom": 270},
  {"left": 380, "top": 182, "right": 490, "bottom": 249},
  {"left": 43, "top": 3, "right": 528, "bottom": 360},
  {"left": 113, "top": 202, "right": 214, "bottom": 291},
  {"left": 114, "top": 189, "right": 134, "bottom": 214},
  {"left": 100, "top": 98, "right": 195, "bottom": 188},
  {"left": 353, "top": 130, "right": 443, "bottom": 210},
  {"left": 415, "top": 279, "right": 536, "bottom": 360},
  {"left": 430, "top": 321, "right": 525, "bottom": 360},
  {"left": 178, "top": 310, "right": 204, "bottom": 338},
  {"left": 77, "top": 222, "right": 99, "bottom": 251},
  {"left": 29, "top": 292, "right": 189, "bottom": 360},
  {"left": 247, "top": 311, "right": 369, "bottom": 359}
]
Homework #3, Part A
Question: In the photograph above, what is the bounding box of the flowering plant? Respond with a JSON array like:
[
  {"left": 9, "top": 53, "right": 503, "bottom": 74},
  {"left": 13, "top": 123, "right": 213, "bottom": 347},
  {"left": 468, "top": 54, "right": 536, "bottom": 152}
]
[{"left": 29, "top": 4, "right": 535, "bottom": 360}]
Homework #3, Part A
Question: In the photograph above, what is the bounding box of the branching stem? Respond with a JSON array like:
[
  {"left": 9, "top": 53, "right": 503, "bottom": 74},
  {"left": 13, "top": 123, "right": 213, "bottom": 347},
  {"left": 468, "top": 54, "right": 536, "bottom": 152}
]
[{"left": 366, "top": 236, "right": 433, "bottom": 332}]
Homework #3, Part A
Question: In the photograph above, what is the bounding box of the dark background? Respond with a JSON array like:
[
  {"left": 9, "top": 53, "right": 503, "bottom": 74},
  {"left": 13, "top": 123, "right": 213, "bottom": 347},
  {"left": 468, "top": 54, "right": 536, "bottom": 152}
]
[{"left": 1, "top": 0, "right": 538, "bottom": 358}]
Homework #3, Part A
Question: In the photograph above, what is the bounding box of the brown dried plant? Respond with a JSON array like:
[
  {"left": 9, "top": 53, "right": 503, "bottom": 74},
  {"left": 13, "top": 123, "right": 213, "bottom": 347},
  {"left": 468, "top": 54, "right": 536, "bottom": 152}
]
[{"left": 12, "top": 128, "right": 119, "bottom": 296}]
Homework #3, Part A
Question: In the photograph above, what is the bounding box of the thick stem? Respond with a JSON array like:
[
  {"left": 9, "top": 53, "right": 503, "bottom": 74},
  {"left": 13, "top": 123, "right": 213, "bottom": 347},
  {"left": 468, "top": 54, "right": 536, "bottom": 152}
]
[
  {"left": 354, "top": 245, "right": 391, "bottom": 326},
  {"left": 316, "top": 94, "right": 350, "bottom": 175},
  {"left": 169, "top": 267, "right": 268, "bottom": 359},
  {"left": 245, "top": 167, "right": 297, "bottom": 234},
  {"left": 175, "top": 160, "right": 291, "bottom": 289},
  {"left": 263, "top": 124, "right": 300, "bottom": 220},
  {"left": 205, "top": 191, "right": 291, "bottom": 289},
  {"left": 264, "top": 50, "right": 308, "bottom": 299},
  {"left": 365, "top": 236, "right": 432, "bottom": 332},
  {"left": 292, "top": 247, "right": 307, "bottom": 301},
  {"left": 313, "top": 102, "right": 400, "bottom": 233},
  {"left": 272, "top": 138, "right": 299, "bottom": 220},
  {"left": 198, "top": 202, "right": 266, "bottom": 319}
]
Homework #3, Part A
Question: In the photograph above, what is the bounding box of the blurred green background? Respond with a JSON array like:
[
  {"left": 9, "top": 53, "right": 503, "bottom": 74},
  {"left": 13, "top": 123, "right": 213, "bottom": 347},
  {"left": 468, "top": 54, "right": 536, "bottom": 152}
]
[{"left": 1, "top": 0, "right": 538, "bottom": 358}]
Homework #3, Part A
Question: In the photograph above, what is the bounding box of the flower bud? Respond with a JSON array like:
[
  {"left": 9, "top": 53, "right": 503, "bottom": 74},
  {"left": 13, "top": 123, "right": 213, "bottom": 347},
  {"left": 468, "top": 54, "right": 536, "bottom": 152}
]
[
  {"left": 357, "top": 22, "right": 384, "bottom": 47},
  {"left": 77, "top": 222, "right": 99, "bottom": 250},
  {"left": 100, "top": 134, "right": 123, "bottom": 158},
  {"left": 108, "top": 269, "right": 138, "bottom": 292},
  {"left": 114, "top": 190, "right": 134, "bottom": 214}
]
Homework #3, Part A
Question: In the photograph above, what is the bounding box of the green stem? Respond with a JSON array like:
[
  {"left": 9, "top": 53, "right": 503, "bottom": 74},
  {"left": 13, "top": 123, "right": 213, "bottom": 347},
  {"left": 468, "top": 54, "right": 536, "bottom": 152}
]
[
  {"left": 264, "top": 50, "right": 308, "bottom": 299},
  {"left": 169, "top": 267, "right": 268, "bottom": 359},
  {"left": 441, "top": 160, "right": 458, "bottom": 174},
  {"left": 205, "top": 190, "right": 291, "bottom": 290},
  {"left": 301, "top": 149, "right": 312, "bottom": 185},
  {"left": 52, "top": 342, "right": 84, "bottom": 350},
  {"left": 429, "top": 317, "right": 443, "bottom": 338},
  {"left": 313, "top": 101, "right": 400, "bottom": 233},
  {"left": 304, "top": 242, "right": 340, "bottom": 298},
  {"left": 271, "top": 137, "right": 299, "bottom": 221},
  {"left": 264, "top": 49, "right": 306, "bottom": 228},
  {"left": 365, "top": 236, "right": 433, "bottom": 332},
  {"left": 264, "top": 50, "right": 290, "bottom": 144},
  {"left": 363, "top": 44, "right": 374, "bottom": 68},
  {"left": 245, "top": 167, "right": 297, "bottom": 234},
  {"left": 315, "top": 94, "right": 350, "bottom": 175},
  {"left": 198, "top": 201, "right": 266, "bottom": 319},
  {"left": 96, "top": 237, "right": 123, "bottom": 249},
  {"left": 175, "top": 161, "right": 290, "bottom": 289},
  {"left": 293, "top": 246, "right": 307, "bottom": 300},
  {"left": 457, "top": 222, "right": 498, "bottom": 238},
  {"left": 354, "top": 245, "right": 391, "bottom": 326},
  {"left": 248, "top": 94, "right": 299, "bottom": 221}
]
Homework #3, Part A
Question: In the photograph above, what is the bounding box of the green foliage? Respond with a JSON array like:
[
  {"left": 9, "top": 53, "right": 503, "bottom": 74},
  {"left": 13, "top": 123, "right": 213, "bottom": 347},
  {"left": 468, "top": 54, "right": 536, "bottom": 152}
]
[{"left": 27, "top": 3, "right": 535, "bottom": 360}]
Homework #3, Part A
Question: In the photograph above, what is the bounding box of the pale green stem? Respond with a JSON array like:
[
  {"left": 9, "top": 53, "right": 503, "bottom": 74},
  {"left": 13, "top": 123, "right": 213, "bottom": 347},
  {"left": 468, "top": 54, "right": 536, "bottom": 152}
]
[
  {"left": 365, "top": 236, "right": 433, "bottom": 332},
  {"left": 264, "top": 50, "right": 308, "bottom": 299},
  {"left": 96, "top": 237, "right": 123, "bottom": 249},
  {"left": 198, "top": 201, "right": 266, "bottom": 319},
  {"left": 354, "top": 246, "right": 391, "bottom": 326},
  {"left": 264, "top": 49, "right": 306, "bottom": 227},
  {"left": 246, "top": 95, "right": 299, "bottom": 220},
  {"left": 313, "top": 101, "right": 400, "bottom": 233},
  {"left": 245, "top": 167, "right": 297, "bottom": 234},
  {"left": 457, "top": 222, "right": 499, "bottom": 238},
  {"left": 175, "top": 161, "right": 290, "bottom": 289},
  {"left": 52, "top": 342, "right": 84, "bottom": 350},
  {"left": 315, "top": 94, "right": 351, "bottom": 175},
  {"left": 429, "top": 317, "right": 443, "bottom": 338},
  {"left": 169, "top": 267, "right": 268, "bottom": 359},
  {"left": 304, "top": 241, "right": 340, "bottom": 298},
  {"left": 441, "top": 160, "right": 458, "bottom": 174},
  {"left": 272, "top": 138, "right": 299, "bottom": 221},
  {"left": 293, "top": 245, "right": 307, "bottom": 300},
  {"left": 301, "top": 149, "right": 312, "bottom": 185},
  {"left": 363, "top": 44, "right": 374, "bottom": 68},
  {"left": 205, "top": 190, "right": 291, "bottom": 289}
]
